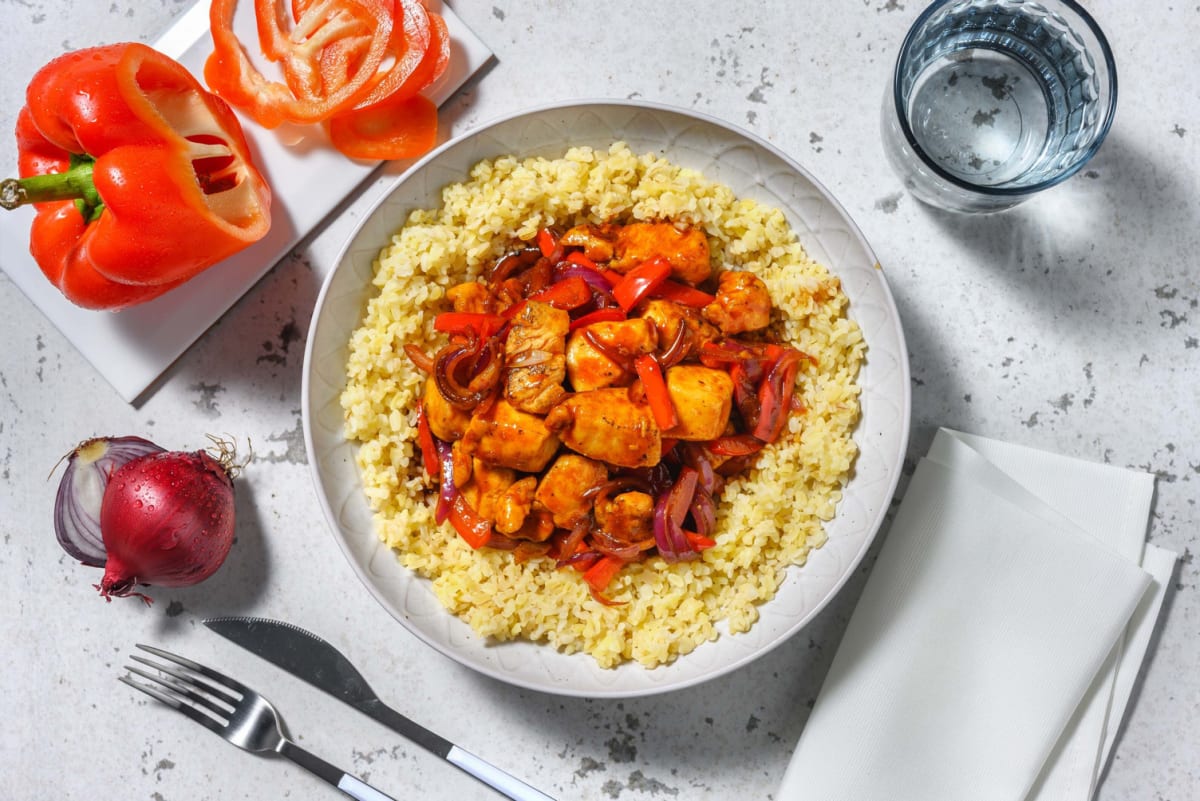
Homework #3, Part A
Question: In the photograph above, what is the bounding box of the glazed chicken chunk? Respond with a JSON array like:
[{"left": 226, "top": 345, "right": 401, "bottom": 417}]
[
  {"left": 661, "top": 365, "right": 735, "bottom": 441},
  {"left": 638, "top": 299, "right": 719, "bottom": 361},
  {"left": 565, "top": 317, "right": 658, "bottom": 392},
  {"left": 423, "top": 376, "right": 472, "bottom": 441},
  {"left": 559, "top": 224, "right": 615, "bottom": 262},
  {"left": 703, "top": 270, "right": 772, "bottom": 334},
  {"left": 610, "top": 222, "right": 712, "bottom": 285},
  {"left": 446, "top": 281, "right": 491, "bottom": 313},
  {"left": 460, "top": 458, "right": 517, "bottom": 527},
  {"left": 545, "top": 388, "right": 662, "bottom": 469},
  {"left": 460, "top": 398, "right": 560, "bottom": 473},
  {"left": 504, "top": 300, "right": 568, "bottom": 414},
  {"left": 533, "top": 454, "right": 609, "bottom": 528},
  {"left": 593, "top": 491, "right": 655, "bottom": 545},
  {"left": 493, "top": 475, "right": 537, "bottom": 535}
]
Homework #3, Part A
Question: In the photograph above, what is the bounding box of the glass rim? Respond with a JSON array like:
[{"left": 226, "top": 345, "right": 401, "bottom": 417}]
[{"left": 891, "top": 0, "right": 1119, "bottom": 197}]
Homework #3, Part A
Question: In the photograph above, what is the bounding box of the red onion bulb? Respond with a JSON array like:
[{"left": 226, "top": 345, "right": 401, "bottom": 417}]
[{"left": 97, "top": 438, "right": 241, "bottom": 603}]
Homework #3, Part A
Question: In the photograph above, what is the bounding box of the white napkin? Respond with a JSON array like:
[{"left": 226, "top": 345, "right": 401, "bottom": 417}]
[{"left": 778, "top": 428, "right": 1177, "bottom": 801}]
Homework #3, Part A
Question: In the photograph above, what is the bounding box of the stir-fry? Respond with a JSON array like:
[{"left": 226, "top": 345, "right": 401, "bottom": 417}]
[{"left": 407, "top": 221, "right": 810, "bottom": 602}]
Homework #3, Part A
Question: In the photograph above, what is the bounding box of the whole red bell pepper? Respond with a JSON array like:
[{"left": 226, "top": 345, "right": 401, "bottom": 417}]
[{"left": 0, "top": 43, "right": 272, "bottom": 311}]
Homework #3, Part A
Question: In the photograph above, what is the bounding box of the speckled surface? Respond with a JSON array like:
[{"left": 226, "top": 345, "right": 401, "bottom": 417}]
[{"left": 0, "top": 2, "right": 1196, "bottom": 799}]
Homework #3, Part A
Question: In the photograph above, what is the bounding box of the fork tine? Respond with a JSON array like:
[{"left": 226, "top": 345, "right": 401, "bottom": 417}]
[
  {"left": 119, "top": 675, "right": 227, "bottom": 738},
  {"left": 125, "top": 663, "right": 235, "bottom": 720},
  {"left": 135, "top": 643, "right": 252, "bottom": 696},
  {"left": 129, "top": 655, "right": 240, "bottom": 709}
]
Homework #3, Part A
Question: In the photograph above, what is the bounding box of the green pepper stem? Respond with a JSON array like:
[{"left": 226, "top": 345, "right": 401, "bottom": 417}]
[{"left": 1, "top": 159, "right": 103, "bottom": 218}]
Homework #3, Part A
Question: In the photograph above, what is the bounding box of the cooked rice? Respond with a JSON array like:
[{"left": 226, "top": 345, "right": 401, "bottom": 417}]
[{"left": 340, "top": 142, "right": 863, "bottom": 668}]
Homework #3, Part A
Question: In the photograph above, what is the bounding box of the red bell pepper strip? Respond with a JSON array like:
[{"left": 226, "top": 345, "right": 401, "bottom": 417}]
[
  {"left": 568, "top": 307, "right": 626, "bottom": 332},
  {"left": 501, "top": 275, "right": 595, "bottom": 322},
  {"left": 754, "top": 348, "right": 804, "bottom": 442},
  {"left": 634, "top": 353, "right": 678, "bottom": 430},
  {"left": 434, "top": 311, "right": 506, "bottom": 339},
  {"left": 706, "top": 434, "right": 765, "bottom": 457},
  {"left": 0, "top": 43, "right": 272, "bottom": 311},
  {"left": 565, "top": 251, "right": 600, "bottom": 271},
  {"left": 329, "top": 93, "right": 438, "bottom": 161},
  {"left": 612, "top": 256, "right": 671, "bottom": 312},
  {"left": 651, "top": 279, "right": 715, "bottom": 308},
  {"left": 582, "top": 554, "right": 624, "bottom": 594},
  {"left": 449, "top": 493, "right": 493, "bottom": 549},
  {"left": 684, "top": 531, "right": 717, "bottom": 551},
  {"left": 528, "top": 275, "right": 593, "bottom": 310},
  {"left": 536, "top": 227, "right": 558, "bottom": 258},
  {"left": 415, "top": 403, "right": 440, "bottom": 479}
]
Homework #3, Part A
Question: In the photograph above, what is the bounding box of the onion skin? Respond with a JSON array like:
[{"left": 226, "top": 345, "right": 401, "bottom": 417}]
[{"left": 97, "top": 448, "right": 237, "bottom": 602}]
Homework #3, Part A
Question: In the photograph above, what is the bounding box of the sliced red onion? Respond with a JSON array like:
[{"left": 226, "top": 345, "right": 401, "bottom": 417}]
[
  {"left": 679, "top": 443, "right": 718, "bottom": 495},
  {"left": 657, "top": 323, "right": 689, "bottom": 368},
  {"left": 54, "top": 436, "right": 165, "bottom": 567},
  {"left": 591, "top": 528, "right": 654, "bottom": 561},
  {"left": 490, "top": 246, "right": 541, "bottom": 284},
  {"left": 403, "top": 344, "right": 435, "bottom": 374},
  {"left": 555, "top": 262, "right": 616, "bottom": 291},
  {"left": 653, "top": 467, "right": 700, "bottom": 563},
  {"left": 434, "top": 334, "right": 496, "bottom": 409},
  {"left": 554, "top": 518, "right": 592, "bottom": 567},
  {"left": 690, "top": 487, "right": 717, "bottom": 537}
]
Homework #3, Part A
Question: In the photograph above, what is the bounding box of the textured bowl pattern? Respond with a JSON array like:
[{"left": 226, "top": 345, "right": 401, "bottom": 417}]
[{"left": 302, "top": 101, "right": 910, "bottom": 697}]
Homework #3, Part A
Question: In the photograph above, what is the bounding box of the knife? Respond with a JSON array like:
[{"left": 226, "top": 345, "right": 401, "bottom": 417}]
[{"left": 204, "top": 616, "right": 555, "bottom": 801}]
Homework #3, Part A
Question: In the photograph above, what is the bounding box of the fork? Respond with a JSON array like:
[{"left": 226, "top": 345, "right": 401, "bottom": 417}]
[{"left": 121, "top": 644, "right": 397, "bottom": 801}]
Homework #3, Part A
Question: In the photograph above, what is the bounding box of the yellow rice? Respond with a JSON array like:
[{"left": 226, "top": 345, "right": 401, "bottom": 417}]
[{"left": 340, "top": 143, "right": 864, "bottom": 668}]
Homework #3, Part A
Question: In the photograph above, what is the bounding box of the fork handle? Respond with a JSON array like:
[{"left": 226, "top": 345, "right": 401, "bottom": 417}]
[{"left": 278, "top": 740, "right": 397, "bottom": 801}]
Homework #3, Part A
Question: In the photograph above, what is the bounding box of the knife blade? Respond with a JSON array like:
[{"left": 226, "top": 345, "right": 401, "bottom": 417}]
[{"left": 204, "top": 616, "right": 555, "bottom": 801}]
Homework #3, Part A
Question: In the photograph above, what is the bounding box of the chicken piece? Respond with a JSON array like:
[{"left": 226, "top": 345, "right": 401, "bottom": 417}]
[
  {"left": 460, "top": 458, "right": 517, "bottom": 525},
  {"left": 446, "top": 281, "right": 491, "bottom": 313},
  {"left": 422, "top": 376, "right": 471, "bottom": 441},
  {"left": 545, "top": 388, "right": 661, "bottom": 468},
  {"left": 565, "top": 333, "right": 624, "bottom": 392},
  {"left": 610, "top": 222, "right": 712, "bottom": 285},
  {"left": 639, "top": 299, "right": 720, "bottom": 361},
  {"left": 504, "top": 300, "right": 569, "bottom": 414},
  {"left": 702, "top": 270, "right": 772, "bottom": 334},
  {"left": 594, "top": 491, "right": 655, "bottom": 545},
  {"left": 510, "top": 509, "right": 556, "bottom": 543},
  {"left": 460, "top": 398, "right": 560, "bottom": 473},
  {"left": 662, "top": 364, "right": 734, "bottom": 441},
  {"left": 560, "top": 224, "right": 615, "bottom": 262},
  {"left": 534, "top": 454, "right": 609, "bottom": 528},
  {"left": 450, "top": 439, "right": 472, "bottom": 489},
  {"left": 494, "top": 475, "right": 537, "bottom": 535},
  {"left": 565, "top": 318, "right": 658, "bottom": 392}
]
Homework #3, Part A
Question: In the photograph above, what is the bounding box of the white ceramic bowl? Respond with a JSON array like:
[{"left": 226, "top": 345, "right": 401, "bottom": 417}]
[{"left": 302, "top": 100, "right": 910, "bottom": 698}]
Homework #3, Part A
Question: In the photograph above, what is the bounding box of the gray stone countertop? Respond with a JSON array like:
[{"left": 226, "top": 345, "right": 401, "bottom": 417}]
[{"left": 0, "top": 1, "right": 1195, "bottom": 798}]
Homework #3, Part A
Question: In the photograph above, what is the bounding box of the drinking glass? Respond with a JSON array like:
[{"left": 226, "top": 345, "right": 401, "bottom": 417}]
[{"left": 882, "top": 0, "right": 1117, "bottom": 213}]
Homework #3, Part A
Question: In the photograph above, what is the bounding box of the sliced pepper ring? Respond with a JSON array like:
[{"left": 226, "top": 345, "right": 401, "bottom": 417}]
[{"left": 206, "top": 0, "right": 392, "bottom": 127}]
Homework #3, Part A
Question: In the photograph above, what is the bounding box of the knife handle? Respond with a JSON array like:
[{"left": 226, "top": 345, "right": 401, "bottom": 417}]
[
  {"left": 366, "top": 701, "right": 555, "bottom": 800},
  {"left": 446, "top": 745, "right": 557, "bottom": 801}
]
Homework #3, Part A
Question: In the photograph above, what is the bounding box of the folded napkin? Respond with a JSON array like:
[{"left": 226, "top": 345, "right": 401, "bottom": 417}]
[{"left": 778, "top": 428, "right": 1177, "bottom": 801}]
